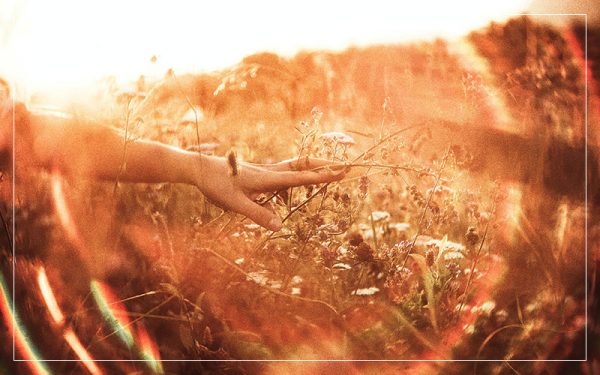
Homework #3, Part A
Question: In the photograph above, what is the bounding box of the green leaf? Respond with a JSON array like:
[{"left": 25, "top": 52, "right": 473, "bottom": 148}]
[
  {"left": 220, "top": 331, "right": 272, "bottom": 360},
  {"left": 409, "top": 253, "right": 439, "bottom": 332},
  {"left": 178, "top": 324, "right": 194, "bottom": 351},
  {"left": 391, "top": 307, "right": 436, "bottom": 351},
  {"left": 435, "top": 234, "right": 449, "bottom": 268}
]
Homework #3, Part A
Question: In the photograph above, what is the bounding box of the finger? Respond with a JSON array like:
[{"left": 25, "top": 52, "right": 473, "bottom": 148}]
[
  {"left": 231, "top": 196, "right": 283, "bottom": 231},
  {"left": 266, "top": 157, "right": 346, "bottom": 172},
  {"left": 257, "top": 169, "right": 346, "bottom": 191}
]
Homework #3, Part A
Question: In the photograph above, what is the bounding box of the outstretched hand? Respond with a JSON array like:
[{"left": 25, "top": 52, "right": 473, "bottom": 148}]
[{"left": 193, "top": 155, "right": 347, "bottom": 231}]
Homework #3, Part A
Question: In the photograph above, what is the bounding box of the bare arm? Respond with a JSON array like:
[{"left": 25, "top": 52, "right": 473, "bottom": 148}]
[
  {"left": 30, "top": 113, "right": 198, "bottom": 184},
  {"left": 28, "top": 114, "right": 346, "bottom": 231}
]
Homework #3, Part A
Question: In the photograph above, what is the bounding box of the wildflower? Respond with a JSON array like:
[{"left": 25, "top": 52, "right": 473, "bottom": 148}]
[
  {"left": 333, "top": 191, "right": 340, "bottom": 201},
  {"left": 415, "top": 235, "right": 433, "bottom": 246},
  {"left": 391, "top": 242, "right": 411, "bottom": 255},
  {"left": 425, "top": 238, "right": 465, "bottom": 252},
  {"left": 370, "top": 211, "right": 390, "bottom": 222},
  {"left": 359, "top": 176, "right": 369, "bottom": 199},
  {"left": 389, "top": 222, "right": 410, "bottom": 234},
  {"left": 319, "top": 131, "right": 356, "bottom": 146},
  {"left": 426, "top": 249, "right": 435, "bottom": 267},
  {"left": 332, "top": 263, "right": 352, "bottom": 270},
  {"left": 351, "top": 287, "right": 380, "bottom": 296},
  {"left": 311, "top": 106, "right": 323, "bottom": 123},
  {"left": 472, "top": 301, "right": 496, "bottom": 316},
  {"left": 305, "top": 184, "right": 314, "bottom": 198},
  {"left": 445, "top": 262, "right": 461, "bottom": 276},
  {"left": 356, "top": 242, "right": 374, "bottom": 262},
  {"left": 341, "top": 193, "right": 351, "bottom": 206},
  {"left": 246, "top": 271, "right": 269, "bottom": 286},
  {"left": 465, "top": 227, "right": 479, "bottom": 247},
  {"left": 320, "top": 245, "right": 336, "bottom": 265},
  {"left": 444, "top": 251, "right": 464, "bottom": 261},
  {"left": 337, "top": 219, "right": 350, "bottom": 231},
  {"left": 426, "top": 185, "right": 454, "bottom": 196},
  {"left": 348, "top": 232, "right": 364, "bottom": 246},
  {"left": 495, "top": 309, "right": 509, "bottom": 324}
]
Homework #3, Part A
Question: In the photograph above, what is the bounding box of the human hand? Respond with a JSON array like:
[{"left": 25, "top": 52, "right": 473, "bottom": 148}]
[{"left": 192, "top": 155, "right": 347, "bottom": 231}]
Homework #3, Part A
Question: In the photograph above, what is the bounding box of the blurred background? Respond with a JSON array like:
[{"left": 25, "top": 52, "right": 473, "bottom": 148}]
[{"left": 0, "top": 0, "right": 597, "bottom": 95}]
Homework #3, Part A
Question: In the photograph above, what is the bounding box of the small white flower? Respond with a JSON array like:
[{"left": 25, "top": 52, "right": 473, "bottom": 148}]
[
  {"left": 319, "top": 131, "right": 356, "bottom": 146},
  {"left": 332, "top": 263, "right": 352, "bottom": 270},
  {"left": 370, "top": 211, "right": 391, "bottom": 222},
  {"left": 351, "top": 287, "right": 380, "bottom": 296},
  {"left": 390, "top": 222, "right": 410, "bottom": 232},
  {"left": 444, "top": 251, "right": 464, "bottom": 260},
  {"left": 234, "top": 258, "right": 245, "bottom": 265}
]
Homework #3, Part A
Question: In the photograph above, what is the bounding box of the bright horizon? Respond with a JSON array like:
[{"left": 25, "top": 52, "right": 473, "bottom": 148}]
[{"left": 0, "top": 0, "right": 576, "bottom": 96}]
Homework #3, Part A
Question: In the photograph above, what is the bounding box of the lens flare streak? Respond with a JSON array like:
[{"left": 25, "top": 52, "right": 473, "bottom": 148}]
[
  {"left": 37, "top": 267, "right": 103, "bottom": 375},
  {"left": 63, "top": 330, "right": 103, "bottom": 375},
  {"left": 136, "top": 324, "right": 164, "bottom": 374},
  {"left": 37, "top": 267, "right": 64, "bottom": 325},
  {"left": 450, "top": 39, "right": 516, "bottom": 133},
  {"left": 90, "top": 280, "right": 164, "bottom": 374},
  {"left": 51, "top": 172, "right": 84, "bottom": 250},
  {"left": 90, "top": 280, "right": 134, "bottom": 348},
  {"left": 0, "top": 272, "right": 51, "bottom": 375}
]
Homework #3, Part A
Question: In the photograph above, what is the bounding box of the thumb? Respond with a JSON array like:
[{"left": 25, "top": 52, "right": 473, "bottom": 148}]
[{"left": 232, "top": 197, "right": 283, "bottom": 231}]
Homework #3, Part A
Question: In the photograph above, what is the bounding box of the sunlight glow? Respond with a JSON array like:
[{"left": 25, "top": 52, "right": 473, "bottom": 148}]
[
  {"left": 1, "top": 0, "right": 529, "bottom": 94},
  {"left": 450, "top": 40, "right": 516, "bottom": 133},
  {"left": 500, "top": 184, "right": 524, "bottom": 245}
]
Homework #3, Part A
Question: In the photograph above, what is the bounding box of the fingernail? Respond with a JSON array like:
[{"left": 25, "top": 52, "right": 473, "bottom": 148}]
[
  {"left": 330, "top": 168, "right": 347, "bottom": 178},
  {"left": 268, "top": 217, "right": 283, "bottom": 232},
  {"left": 329, "top": 164, "right": 346, "bottom": 171}
]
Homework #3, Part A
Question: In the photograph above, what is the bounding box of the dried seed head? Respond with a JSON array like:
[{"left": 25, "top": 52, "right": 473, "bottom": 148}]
[
  {"left": 321, "top": 245, "right": 336, "bottom": 265},
  {"left": 426, "top": 249, "right": 435, "bottom": 267},
  {"left": 356, "top": 242, "right": 374, "bottom": 262},
  {"left": 465, "top": 226, "right": 479, "bottom": 247},
  {"left": 311, "top": 106, "right": 323, "bottom": 123},
  {"left": 359, "top": 176, "right": 369, "bottom": 199},
  {"left": 338, "top": 219, "right": 350, "bottom": 231},
  {"left": 306, "top": 184, "right": 314, "bottom": 198},
  {"left": 348, "top": 232, "right": 364, "bottom": 246},
  {"left": 333, "top": 191, "right": 340, "bottom": 201},
  {"left": 226, "top": 149, "right": 238, "bottom": 176},
  {"left": 341, "top": 193, "right": 351, "bottom": 206}
]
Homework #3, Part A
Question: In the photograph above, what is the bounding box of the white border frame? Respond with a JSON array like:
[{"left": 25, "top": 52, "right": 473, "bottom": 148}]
[{"left": 11, "top": 13, "right": 589, "bottom": 364}]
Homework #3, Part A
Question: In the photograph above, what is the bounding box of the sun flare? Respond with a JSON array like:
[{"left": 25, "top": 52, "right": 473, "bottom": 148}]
[{"left": 1, "top": 0, "right": 531, "bottom": 94}]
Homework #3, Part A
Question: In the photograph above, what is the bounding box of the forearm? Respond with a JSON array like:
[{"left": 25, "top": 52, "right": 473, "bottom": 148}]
[
  {"left": 92, "top": 134, "right": 200, "bottom": 184},
  {"left": 30, "top": 114, "right": 200, "bottom": 184}
]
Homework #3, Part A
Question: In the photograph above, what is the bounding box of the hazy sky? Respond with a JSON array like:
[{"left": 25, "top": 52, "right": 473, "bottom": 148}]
[{"left": 0, "top": 0, "right": 593, "bottom": 94}]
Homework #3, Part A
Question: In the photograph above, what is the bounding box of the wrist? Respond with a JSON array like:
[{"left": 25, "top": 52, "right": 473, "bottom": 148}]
[{"left": 183, "top": 151, "right": 206, "bottom": 186}]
